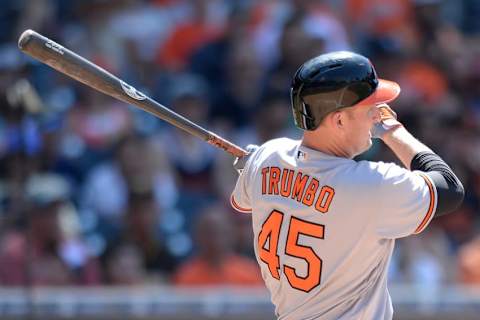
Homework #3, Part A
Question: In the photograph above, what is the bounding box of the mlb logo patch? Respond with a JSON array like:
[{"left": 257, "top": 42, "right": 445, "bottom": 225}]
[{"left": 297, "top": 150, "right": 307, "bottom": 161}]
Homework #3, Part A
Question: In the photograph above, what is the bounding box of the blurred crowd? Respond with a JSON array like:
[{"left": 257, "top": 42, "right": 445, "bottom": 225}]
[{"left": 0, "top": 0, "right": 479, "bottom": 288}]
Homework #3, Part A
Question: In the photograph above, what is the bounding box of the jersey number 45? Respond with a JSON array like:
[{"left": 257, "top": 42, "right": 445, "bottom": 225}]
[{"left": 258, "top": 209, "right": 324, "bottom": 293}]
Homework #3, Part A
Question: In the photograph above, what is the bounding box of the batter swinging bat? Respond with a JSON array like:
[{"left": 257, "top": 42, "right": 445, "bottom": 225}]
[{"left": 18, "top": 29, "right": 247, "bottom": 158}]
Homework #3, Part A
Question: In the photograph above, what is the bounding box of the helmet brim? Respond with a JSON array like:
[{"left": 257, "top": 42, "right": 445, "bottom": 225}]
[{"left": 356, "top": 79, "right": 401, "bottom": 106}]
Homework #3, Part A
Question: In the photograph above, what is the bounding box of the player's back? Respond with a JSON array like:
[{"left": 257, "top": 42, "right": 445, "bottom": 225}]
[{"left": 231, "top": 138, "right": 434, "bottom": 319}]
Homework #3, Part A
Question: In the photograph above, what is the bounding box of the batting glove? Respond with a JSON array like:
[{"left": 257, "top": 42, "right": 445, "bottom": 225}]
[
  {"left": 233, "top": 144, "right": 259, "bottom": 174},
  {"left": 371, "top": 104, "right": 403, "bottom": 139}
]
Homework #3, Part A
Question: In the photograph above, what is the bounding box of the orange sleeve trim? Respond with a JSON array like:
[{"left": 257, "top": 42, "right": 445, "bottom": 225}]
[
  {"left": 413, "top": 173, "right": 437, "bottom": 234},
  {"left": 230, "top": 195, "right": 252, "bottom": 213}
]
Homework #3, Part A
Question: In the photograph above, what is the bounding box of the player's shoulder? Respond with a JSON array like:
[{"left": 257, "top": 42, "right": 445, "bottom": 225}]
[
  {"left": 330, "top": 160, "right": 409, "bottom": 196},
  {"left": 260, "top": 137, "right": 299, "bottom": 151},
  {"left": 243, "top": 138, "right": 299, "bottom": 171},
  {"left": 253, "top": 137, "right": 299, "bottom": 159},
  {"left": 354, "top": 160, "right": 416, "bottom": 183}
]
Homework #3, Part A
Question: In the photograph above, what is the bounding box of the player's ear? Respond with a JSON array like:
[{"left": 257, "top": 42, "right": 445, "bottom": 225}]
[{"left": 330, "top": 111, "right": 345, "bottom": 130}]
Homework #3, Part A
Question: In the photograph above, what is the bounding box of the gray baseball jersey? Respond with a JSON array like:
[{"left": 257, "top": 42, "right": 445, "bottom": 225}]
[{"left": 231, "top": 138, "right": 437, "bottom": 320}]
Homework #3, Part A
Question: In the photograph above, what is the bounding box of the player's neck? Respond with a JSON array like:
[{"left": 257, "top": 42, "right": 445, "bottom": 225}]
[{"left": 302, "top": 130, "right": 351, "bottom": 158}]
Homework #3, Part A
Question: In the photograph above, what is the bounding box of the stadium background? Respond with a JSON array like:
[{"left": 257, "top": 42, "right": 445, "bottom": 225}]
[{"left": 0, "top": 0, "right": 479, "bottom": 319}]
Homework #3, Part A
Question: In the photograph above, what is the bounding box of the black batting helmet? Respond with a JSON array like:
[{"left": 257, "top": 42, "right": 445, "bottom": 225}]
[{"left": 290, "top": 51, "right": 400, "bottom": 130}]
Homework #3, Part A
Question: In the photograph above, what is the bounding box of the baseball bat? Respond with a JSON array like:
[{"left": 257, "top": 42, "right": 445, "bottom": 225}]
[{"left": 17, "top": 29, "right": 247, "bottom": 158}]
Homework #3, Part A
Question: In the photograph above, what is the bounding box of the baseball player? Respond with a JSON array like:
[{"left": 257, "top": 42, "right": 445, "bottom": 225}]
[{"left": 230, "top": 51, "right": 464, "bottom": 320}]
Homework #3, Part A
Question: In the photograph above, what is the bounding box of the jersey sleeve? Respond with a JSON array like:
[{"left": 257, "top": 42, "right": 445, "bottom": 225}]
[
  {"left": 372, "top": 162, "right": 437, "bottom": 238},
  {"left": 230, "top": 152, "right": 257, "bottom": 214}
]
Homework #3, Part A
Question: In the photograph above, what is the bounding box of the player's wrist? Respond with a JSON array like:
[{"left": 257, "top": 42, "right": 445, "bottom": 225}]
[{"left": 376, "top": 122, "right": 405, "bottom": 141}]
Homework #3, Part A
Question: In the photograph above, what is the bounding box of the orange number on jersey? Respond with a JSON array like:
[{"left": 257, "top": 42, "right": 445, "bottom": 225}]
[
  {"left": 258, "top": 210, "right": 324, "bottom": 292},
  {"left": 258, "top": 210, "right": 283, "bottom": 279},
  {"left": 284, "top": 216, "right": 324, "bottom": 292}
]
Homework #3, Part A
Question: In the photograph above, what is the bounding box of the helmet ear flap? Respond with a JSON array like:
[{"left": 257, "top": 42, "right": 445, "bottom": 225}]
[{"left": 291, "top": 86, "right": 318, "bottom": 130}]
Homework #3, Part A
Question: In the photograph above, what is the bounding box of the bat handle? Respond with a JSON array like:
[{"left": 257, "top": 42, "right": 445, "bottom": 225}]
[{"left": 206, "top": 132, "right": 248, "bottom": 158}]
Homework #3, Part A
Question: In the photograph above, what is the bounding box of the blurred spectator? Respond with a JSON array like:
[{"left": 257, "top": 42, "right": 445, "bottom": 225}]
[
  {"left": 263, "top": 13, "right": 325, "bottom": 100},
  {"left": 122, "top": 192, "right": 178, "bottom": 279},
  {"left": 0, "top": 173, "right": 100, "bottom": 286},
  {"left": 156, "top": 76, "right": 218, "bottom": 220},
  {"left": 231, "top": 210, "right": 256, "bottom": 259},
  {"left": 14, "top": 0, "right": 56, "bottom": 38},
  {"left": 391, "top": 226, "right": 455, "bottom": 286},
  {"left": 173, "top": 204, "right": 263, "bottom": 286},
  {"left": 292, "top": 0, "right": 350, "bottom": 52},
  {"left": 209, "top": 36, "right": 264, "bottom": 129},
  {"left": 398, "top": 59, "right": 448, "bottom": 107},
  {"left": 104, "top": 242, "right": 147, "bottom": 285},
  {"left": 0, "top": 74, "right": 45, "bottom": 217},
  {"left": 345, "top": 0, "right": 416, "bottom": 53},
  {"left": 155, "top": 0, "right": 226, "bottom": 71},
  {"left": 0, "top": 1, "right": 23, "bottom": 44},
  {"left": 81, "top": 133, "right": 177, "bottom": 245},
  {"left": 436, "top": 204, "right": 477, "bottom": 250},
  {"left": 458, "top": 235, "right": 480, "bottom": 285},
  {"left": 254, "top": 94, "right": 299, "bottom": 143},
  {"left": 66, "top": 88, "right": 133, "bottom": 154}
]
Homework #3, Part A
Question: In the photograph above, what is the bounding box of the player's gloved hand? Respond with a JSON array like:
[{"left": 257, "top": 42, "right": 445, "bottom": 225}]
[
  {"left": 233, "top": 144, "right": 259, "bottom": 174},
  {"left": 371, "top": 104, "right": 403, "bottom": 139}
]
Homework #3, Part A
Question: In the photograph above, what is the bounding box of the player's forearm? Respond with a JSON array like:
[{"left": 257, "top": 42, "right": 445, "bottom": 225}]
[
  {"left": 381, "top": 126, "right": 433, "bottom": 170},
  {"left": 382, "top": 126, "right": 464, "bottom": 216}
]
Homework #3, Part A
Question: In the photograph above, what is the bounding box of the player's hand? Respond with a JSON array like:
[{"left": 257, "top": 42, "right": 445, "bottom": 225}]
[
  {"left": 233, "top": 144, "right": 259, "bottom": 174},
  {"left": 371, "top": 104, "right": 403, "bottom": 139}
]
